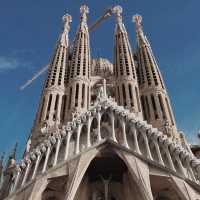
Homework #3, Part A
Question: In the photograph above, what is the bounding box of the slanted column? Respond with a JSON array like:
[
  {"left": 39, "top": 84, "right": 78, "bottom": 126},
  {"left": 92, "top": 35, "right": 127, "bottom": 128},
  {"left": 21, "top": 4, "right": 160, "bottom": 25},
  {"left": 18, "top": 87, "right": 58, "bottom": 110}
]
[
  {"left": 21, "top": 159, "right": 31, "bottom": 186},
  {"left": 64, "top": 131, "right": 72, "bottom": 160},
  {"left": 97, "top": 112, "right": 102, "bottom": 142},
  {"left": 32, "top": 149, "right": 42, "bottom": 180},
  {"left": 121, "top": 119, "right": 129, "bottom": 148},
  {"left": 131, "top": 124, "right": 141, "bottom": 154},
  {"left": 186, "top": 162, "right": 196, "bottom": 181},
  {"left": 142, "top": 130, "right": 153, "bottom": 160},
  {"left": 42, "top": 141, "right": 52, "bottom": 173},
  {"left": 12, "top": 165, "right": 21, "bottom": 193},
  {"left": 87, "top": 116, "right": 92, "bottom": 147},
  {"left": 75, "top": 124, "right": 82, "bottom": 154},
  {"left": 163, "top": 146, "right": 176, "bottom": 171},
  {"left": 153, "top": 140, "right": 164, "bottom": 165},
  {"left": 175, "top": 155, "right": 186, "bottom": 177},
  {"left": 53, "top": 135, "right": 61, "bottom": 166},
  {"left": 111, "top": 112, "right": 117, "bottom": 142}
]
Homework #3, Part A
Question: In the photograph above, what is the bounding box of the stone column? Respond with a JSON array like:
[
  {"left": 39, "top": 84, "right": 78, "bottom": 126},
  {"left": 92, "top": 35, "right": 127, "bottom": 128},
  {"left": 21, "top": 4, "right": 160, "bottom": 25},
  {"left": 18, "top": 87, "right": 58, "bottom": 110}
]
[
  {"left": 111, "top": 113, "right": 117, "bottom": 142},
  {"left": 153, "top": 140, "right": 164, "bottom": 165},
  {"left": 53, "top": 136, "right": 61, "bottom": 166},
  {"left": 121, "top": 119, "right": 129, "bottom": 148},
  {"left": 97, "top": 112, "right": 102, "bottom": 142},
  {"left": 64, "top": 131, "right": 72, "bottom": 160},
  {"left": 21, "top": 159, "right": 31, "bottom": 186},
  {"left": 132, "top": 124, "right": 141, "bottom": 154},
  {"left": 163, "top": 147, "right": 176, "bottom": 171},
  {"left": 175, "top": 156, "right": 186, "bottom": 177},
  {"left": 32, "top": 149, "right": 42, "bottom": 180},
  {"left": 142, "top": 131, "right": 153, "bottom": 160},
  {"left": 12, "top": 165, "right": 21, "bottom": 193},
  {"left": 42, "top": 141, "right": 51, "bottom": 173},
  {"left": 75, "top": 125, "right": 82, "bottom": 154},
  {"left": 87, "top": 117, "right": 92, "bottom": 147}
]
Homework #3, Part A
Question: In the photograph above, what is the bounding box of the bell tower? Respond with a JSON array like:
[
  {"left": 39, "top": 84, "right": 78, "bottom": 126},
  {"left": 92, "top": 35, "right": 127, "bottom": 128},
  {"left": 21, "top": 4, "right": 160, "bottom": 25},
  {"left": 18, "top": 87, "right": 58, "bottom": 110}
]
[
  {"left": 133, "top": 15, "right": 178, "bottom": 138},
  {"left": 113, "top": 6, "right": 142, "bottom": 117},
  {"left": 65, "top": 5, "right": 91, "bottom": 121},
  {"left": 31, "top": 14, "right": 72, "bottom": 147}
]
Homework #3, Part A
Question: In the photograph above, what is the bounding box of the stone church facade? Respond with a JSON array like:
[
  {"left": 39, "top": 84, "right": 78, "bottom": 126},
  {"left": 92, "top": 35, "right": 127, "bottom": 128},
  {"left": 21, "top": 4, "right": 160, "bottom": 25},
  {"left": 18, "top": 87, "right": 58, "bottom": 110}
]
[{"left": 0, "top": 5, "right": 200, "bottom": 200}]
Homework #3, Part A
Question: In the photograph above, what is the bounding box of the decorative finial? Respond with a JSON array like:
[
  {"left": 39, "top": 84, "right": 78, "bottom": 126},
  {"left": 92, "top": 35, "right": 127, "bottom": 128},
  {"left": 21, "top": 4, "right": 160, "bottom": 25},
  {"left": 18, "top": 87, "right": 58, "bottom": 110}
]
[
  {"left": 63, "top": 14, "right": 72, "bottom": 25},
  {"left": 113, "top": 5, "right": 123, "bottom": 23},
  {"left": 80, "top": 5, "right": 89, "bottom": 15},
  {"left": 132, "top": 14, "right": 142, "bottom": 26},
  {"left": 80, "top": 5, "right": 89, "bottom": 23}
]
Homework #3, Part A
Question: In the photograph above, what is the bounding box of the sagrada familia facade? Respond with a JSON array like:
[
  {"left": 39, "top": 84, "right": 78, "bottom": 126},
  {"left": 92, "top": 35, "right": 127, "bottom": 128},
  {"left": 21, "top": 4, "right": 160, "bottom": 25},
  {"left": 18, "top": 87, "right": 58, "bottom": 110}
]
[{"left": 1, "top": 4, "right": 200, "bottom": 200}]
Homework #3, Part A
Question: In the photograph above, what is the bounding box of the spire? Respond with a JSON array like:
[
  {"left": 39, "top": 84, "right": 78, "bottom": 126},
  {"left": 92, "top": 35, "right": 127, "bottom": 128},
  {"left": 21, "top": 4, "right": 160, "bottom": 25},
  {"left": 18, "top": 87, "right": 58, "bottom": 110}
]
[
  {"left": 113, "top": 5, "right": 123, "bottom": 24},
  {"left": 60, "top": 14, "right": 72, "bottom": 46},
  {"left": 45, "top": 13, "right": 72, "bottom": 88},
  {"left": 30, "top": 13, "right": 72, "bottom": 148},
  {"left": 66, "top": 5, "right": 91, "bottom": 120},
  {"left": 133, "top": 14, "right": 178, "bottom": 138},
  {"left": 80, "top": 4, "right": 89, "bottom": 24},
  {"left": 113, "top": 6, "right": 142, "bottom": 115},
  {"left": 132, "top": 14, "right": 147, "bottom": 46}
]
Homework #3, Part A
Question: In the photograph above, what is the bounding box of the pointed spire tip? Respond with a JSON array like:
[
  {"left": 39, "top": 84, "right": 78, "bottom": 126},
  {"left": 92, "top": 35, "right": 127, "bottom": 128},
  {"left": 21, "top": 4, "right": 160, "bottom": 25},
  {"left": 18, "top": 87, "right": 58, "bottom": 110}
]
[
  {"left": 113, "top": 5, "right": 123, "bottom": 16},
  {"left": 113, "top": 5, "right": 123, "bottom": 24},
  {"left": 80, "top": 5, "right": 89, "bottom": 15},
  {"left": 132, "top": 14, "right": 142, "bottom": 25},
  {"left": 62, "top": 14, "right": 72, "bottom": 24}
]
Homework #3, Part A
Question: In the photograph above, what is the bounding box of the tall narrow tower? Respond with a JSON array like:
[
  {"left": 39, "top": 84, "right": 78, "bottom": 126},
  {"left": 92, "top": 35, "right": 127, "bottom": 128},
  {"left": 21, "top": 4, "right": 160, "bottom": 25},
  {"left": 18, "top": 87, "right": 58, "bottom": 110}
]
[
  {"left": 113, "top": 6, "right": 142, "bottom": 116},
  {"left": 31, "top": 14, "right": 72, "bottom": 146},
  {"left": 133, "top": 15, "right": 178, "bottom": 138},
  {"left": 66, "top": 5, "right": 91, "bottom": 121}
]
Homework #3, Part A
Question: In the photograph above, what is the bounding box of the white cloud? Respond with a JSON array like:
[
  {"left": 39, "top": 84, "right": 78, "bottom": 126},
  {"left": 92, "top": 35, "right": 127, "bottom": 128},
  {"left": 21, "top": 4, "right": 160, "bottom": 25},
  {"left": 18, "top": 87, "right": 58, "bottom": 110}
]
[
  {"left": 0, "top": 56, "right": 33, "bottom": 73},
  {"left": 0, "top": 56, "right": 20, "bottom": 72}
]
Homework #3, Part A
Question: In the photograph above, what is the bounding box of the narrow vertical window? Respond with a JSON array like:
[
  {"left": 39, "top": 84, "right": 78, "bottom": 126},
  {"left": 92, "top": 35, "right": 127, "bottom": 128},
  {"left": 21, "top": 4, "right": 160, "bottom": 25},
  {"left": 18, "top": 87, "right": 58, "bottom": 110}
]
[
  {"left": 141, "top": 95, "right": 147, "bottom": 120},
  {"left": 135, "top": 87, "right": 141, "bottom": 111},
  {"left": 75, "top": 83, "right": 79, "bottom": 107},
  {"left": 82, "top": 84, "right": 85, "bottom": 108},
  {"left": 128, "top": 84, "right": 134, "bottom": 107},
  {"left": 46, "top": 94, "right": 52, "bottom": 120},
  {"left": 53, "top": 94, "right": 59, "bottom": 120},
  {"left": 118, "top": 86, "right": 121, "bottom": 105},
  {"left": 61, "top": 95, "right": 66, "bottom": 122},
  {"left": 68, "top": 87, "right": 72, "bottom": 109},
  {"left": 151, "top": 95, "right": 159, "bottom": 119},
  {"left": 47, "top": 94, "right": 52, "bottom": 112},
  {"left": 122, "top": 84, "right": 126, "bottom": 106},
  {"left": 145, "top": 96, "right": 150, "bottom": 120}
]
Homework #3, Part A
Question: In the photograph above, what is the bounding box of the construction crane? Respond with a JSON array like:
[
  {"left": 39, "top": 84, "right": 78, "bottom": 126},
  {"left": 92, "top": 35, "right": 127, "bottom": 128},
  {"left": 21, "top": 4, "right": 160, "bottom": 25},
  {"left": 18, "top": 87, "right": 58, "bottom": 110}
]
[{"left": 20, "top": 7, "right": 115, "bottom": 91}]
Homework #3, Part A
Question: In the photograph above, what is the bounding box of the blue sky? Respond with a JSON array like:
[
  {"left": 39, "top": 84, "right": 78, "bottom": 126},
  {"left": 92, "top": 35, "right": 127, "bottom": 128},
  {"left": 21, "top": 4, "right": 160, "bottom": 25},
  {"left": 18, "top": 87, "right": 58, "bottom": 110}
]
[{"left": 0, "top": 0, "right": 200, "bottom": 159}]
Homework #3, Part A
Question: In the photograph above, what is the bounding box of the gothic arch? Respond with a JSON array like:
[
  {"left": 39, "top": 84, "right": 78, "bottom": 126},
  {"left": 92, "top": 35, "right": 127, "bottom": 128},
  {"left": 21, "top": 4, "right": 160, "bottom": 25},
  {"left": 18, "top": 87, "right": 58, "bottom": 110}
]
[
  {"left": 66, "top": 145, "right": 153, "bottom": 200},
  {"left": 100, "top": 111, "right": 112, "bottom": 139}
]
